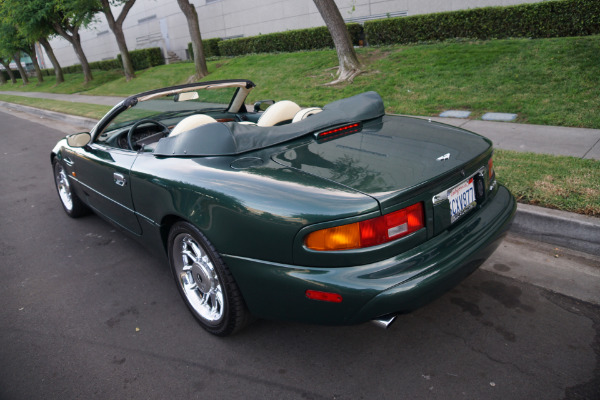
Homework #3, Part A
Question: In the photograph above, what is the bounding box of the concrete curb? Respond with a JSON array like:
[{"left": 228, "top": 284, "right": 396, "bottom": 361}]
[
  {"left": 512, "top": 203, "right": 600, "bottom": 256},
  {"left": 0, "top": 101, "right": 98, "bottom": 131}
]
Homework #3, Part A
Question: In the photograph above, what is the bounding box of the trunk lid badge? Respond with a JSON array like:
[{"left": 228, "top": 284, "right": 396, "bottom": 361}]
[{"left": 436, "top": 153, "right": 451, "bottom": 161}]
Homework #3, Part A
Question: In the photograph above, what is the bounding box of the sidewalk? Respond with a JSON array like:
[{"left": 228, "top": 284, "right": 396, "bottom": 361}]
[{"left": 0, "top": 89, "right": 599, "bottom": 256}]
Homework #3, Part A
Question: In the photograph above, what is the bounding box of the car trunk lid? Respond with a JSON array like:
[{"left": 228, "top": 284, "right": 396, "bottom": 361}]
[{"left": 272, "top": 115, "right": 492, "bottom": 210}]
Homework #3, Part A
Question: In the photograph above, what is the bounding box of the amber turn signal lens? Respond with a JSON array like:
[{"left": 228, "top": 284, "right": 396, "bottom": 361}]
[{"left": 304, "top": 222, "right": 361, "bottom": 251}]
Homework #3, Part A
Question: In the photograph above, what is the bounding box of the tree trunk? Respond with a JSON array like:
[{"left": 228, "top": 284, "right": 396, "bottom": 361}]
[
  {"left": 70, "top": 30, "right": 93, "bottom": 84},
  {"left": 0, "top": 58, "right": 17, "bottom": 84},
  {"left": 52, "top": 23, "right": 93, "bottom": 83},
  {"left": 27, "top": 43, "right": 44, "bottom": 84},
  {"left": 313, "top": 0, "right": 362, "bottom": 85},
  {"left": 101, "top": 0, "right": 136, "bottom": 80},
  {"left": 113, "top": 24, "right": 135, "bottom": 80},
  {"left": 0, "top": 67, "right": 6, "bottom": 85},
  {"left": 176, "top": 0, "right": 208, "bottom": 81},
  {"left": 39, "top": 37, "right": 64, "bottom": 84},
  {"left": 12, "top": 52, "right": 29, "bottom": 85}
]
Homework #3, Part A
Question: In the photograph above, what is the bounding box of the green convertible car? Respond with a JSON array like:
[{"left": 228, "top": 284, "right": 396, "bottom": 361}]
[{"left": 51, "top": 79, "right": 515, "bottom": 336}]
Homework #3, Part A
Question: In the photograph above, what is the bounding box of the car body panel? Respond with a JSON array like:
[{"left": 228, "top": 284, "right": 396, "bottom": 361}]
[
  {"left": 273, "top": 115, "right": 491, "bottom": 208},
  {"left": 69, "top": 143, "right": 142, "bottom": 234},
  {"left": 50, "top": 80, "right": 516, "bottom": 328},
  {"left": 222, "top": 185, "right": 515, "bottom": 325},
  {"left": 129, "top": 153, "right": 380, "bottom": 264}
]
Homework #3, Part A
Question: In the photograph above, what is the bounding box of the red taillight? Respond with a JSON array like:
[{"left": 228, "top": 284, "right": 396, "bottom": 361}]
[
  {"left": 305, "top": 290, "right": 343, "bottom": 303},
  {"left": 315, "top": 123, "right": 362, "bottom": 142},
  {"left": 488, "top": 157, "right": 494, "bottom": 180},
  {"left": 305, "top": 202, "right": 425, "bottom": 251}
]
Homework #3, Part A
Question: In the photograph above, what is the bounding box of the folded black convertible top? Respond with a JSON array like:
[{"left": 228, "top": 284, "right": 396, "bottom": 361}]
[{"left": 153, "top": 91, "right": 385, "bottom": 157}]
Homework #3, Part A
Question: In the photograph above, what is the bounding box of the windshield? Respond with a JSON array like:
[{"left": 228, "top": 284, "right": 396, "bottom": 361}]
[{"left": 99, "top": 87, "right": 239, "bottom": 139}]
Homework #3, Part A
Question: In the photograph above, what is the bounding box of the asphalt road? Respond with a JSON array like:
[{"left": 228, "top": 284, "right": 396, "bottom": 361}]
[{"left": 1, "top": 108, "right": 598, "bottom": 400}]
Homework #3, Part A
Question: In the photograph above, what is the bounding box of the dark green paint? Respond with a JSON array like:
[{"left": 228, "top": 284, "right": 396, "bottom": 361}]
[
  {"left": 51, "top": 84, "right": 515, "bottom": 326},
  {"left": 274, "top": 116, "right": 491, "bottom": 208},
  {"left": 223, "top": 186, "right": 514, "bottom": 324}
]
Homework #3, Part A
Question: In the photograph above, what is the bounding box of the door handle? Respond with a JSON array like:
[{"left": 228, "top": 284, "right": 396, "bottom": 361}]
[
  {"left": 113, "top": 172, "right": 127, "bottom": 187},
  {"left": 64, "top": 157, "right": 74, "bottom": 167}
]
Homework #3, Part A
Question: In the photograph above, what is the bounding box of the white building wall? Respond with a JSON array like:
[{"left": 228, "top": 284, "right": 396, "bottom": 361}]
[{"left": 44, "top": 0, "right": 546, "bottom": 69}]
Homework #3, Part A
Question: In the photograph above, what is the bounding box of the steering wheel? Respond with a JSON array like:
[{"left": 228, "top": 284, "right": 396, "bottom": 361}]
[{"left": 127, "top": 119, "right": 170, "bottom": 150}]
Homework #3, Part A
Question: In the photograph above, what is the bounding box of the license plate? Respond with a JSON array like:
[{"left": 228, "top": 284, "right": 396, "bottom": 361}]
[{"left": 448, "top": 177, "right": 476, "bottom": 223}]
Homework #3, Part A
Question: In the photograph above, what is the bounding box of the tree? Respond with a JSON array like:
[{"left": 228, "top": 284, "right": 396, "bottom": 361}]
[
  {"left": 176, "top": 0, "right": 208, "bottom": 81},
  {"left": 26, "top": 43, "right": 44, "bottom": 83},
  {"left": 50, "top": 0, "right": 100, "bottom": 84},
  {"left": 1, "top": 0, "right": 65, "bottom": 83},
  {"left": 313, "top": 0, "right": 362, "bottom": 85},
  {"left": 0, "top": 21, "right": 30, "bottom": 84},
  {"left": 39, "top": 37, "right": 65, "bottom": 84},
  {"left": 1, "top": 0, "right": 45, "bottom": 83},
  {"left": 11, "top": 51, "right": 29, "bottom": 84},
  {"left": 0, "top": 57, "right": 16, "bottom": 84},
  {"left": 100, "top": 0, "right": 136, "bottom": 80}
]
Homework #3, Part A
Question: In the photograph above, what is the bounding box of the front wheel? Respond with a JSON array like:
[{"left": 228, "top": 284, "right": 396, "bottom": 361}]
[
  {"left": 53, "top": 159, "right": 90, "bottom": 218},
  {"left": 168, "top": 222, "right": 250, "bottom": 336}
]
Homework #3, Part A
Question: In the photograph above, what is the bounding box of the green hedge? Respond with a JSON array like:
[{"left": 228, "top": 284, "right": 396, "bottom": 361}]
[
  {"left": 90, "top": 58, "right": 121, "bottom": 71},
  {"left": 34, "top": 48, "right": 163, "bottom": 78},
  {"left": 63, "top": 64, "right": 83, "bottom": 74},
  {"left": 117, "top": 47, "right": 165, "bottom": 71},
  {"left": 188, "top": 38, "right": 222, "bottom": 60},
  {"left": 61, "top": 58, "right": 120, "bottom": 74},
  {"left": 218, "top": 23, "right": 363, "bottom": 56},
  {"left": 365, "top": 0, "right": 600, "bottom": 45},
  {"left": 1, "top": 69, "right": 22, "bottom": 81},
  {"left": 40, "top": 68, "right": 55, "bottom": 77}
]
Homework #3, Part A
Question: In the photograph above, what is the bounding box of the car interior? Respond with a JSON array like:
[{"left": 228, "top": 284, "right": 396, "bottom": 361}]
[{"left": 91, "top": 81, "right": 383, "bottom": 157}]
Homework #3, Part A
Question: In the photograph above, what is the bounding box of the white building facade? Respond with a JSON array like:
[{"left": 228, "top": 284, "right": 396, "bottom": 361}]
[{"left": 42, "top": 0, "right": 547, "bottom": 68}]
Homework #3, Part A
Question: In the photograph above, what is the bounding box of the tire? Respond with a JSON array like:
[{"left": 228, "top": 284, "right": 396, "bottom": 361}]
[
  {"left": 168, "top": 221, "right": 250, "bottom": 336},
  {"left": 52, "top": 159, "right": 90, "bottom": 218}
]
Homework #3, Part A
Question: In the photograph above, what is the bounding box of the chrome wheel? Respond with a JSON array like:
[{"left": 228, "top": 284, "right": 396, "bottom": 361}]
[
  {"left": 54, "top": 162, "right": 73, "bottom": 211},
  {"left": 168, "top": 222, "right": 250, "bottom": 335},
  {"left": 173, "top": 233, "right": 225, "bottom": 324}
]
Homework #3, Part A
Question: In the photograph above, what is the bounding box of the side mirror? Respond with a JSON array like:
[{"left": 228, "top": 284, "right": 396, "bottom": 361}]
[
  {"left": 66, "top": 132, "right": 91, "bottom": 148},
  {"left": 253, "top": 100, "right": 275, "bottom": 112}
]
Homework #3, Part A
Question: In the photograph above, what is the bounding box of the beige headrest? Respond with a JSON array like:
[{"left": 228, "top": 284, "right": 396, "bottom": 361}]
[
  {"left": 257, "top": 100, "right": 301, "bottom": 127},
  {"left": 169, "top": 114, "right": 218, "bottom": 137},
  {"left": 292, "top": 107, "right": 323, "bottom": 123}
]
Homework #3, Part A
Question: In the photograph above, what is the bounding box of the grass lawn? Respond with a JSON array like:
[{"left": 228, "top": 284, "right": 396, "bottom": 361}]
[
  {"left": 84, "top": 63, "right": 198, "bottom": 96},
  {"left": 0, "top": 95, "right": 111, "bottom": 120},
  {"left": 0, "top": 70, "right": 123, "bottom": 94},
  {"left": 202, "top": 35, "right": 599, "bottom": 129},
  {"left": 495, "top": 150, "right": 600, "bottom": 216},
  {"left": 1, "top": 35, "right": 598, "bottom": 128}
]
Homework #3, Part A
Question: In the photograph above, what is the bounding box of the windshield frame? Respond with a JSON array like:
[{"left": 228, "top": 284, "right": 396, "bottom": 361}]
[{"left": 90, "top": 79, "right": 256, "bottom": 142}]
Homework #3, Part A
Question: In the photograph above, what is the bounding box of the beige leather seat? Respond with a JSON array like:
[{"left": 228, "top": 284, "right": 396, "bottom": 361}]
[
  {"left": 257, "top": 101, "right": 301, "bottom": 127},
  {"left": 292, "top": 107, "right": 322, "bottom": 123},
  {"left": 169, "top": 114, "right": 217, "bottom": 137}
]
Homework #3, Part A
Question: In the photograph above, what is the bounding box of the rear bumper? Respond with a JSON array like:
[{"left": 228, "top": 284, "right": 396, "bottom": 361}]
[{"left": 224, "top": 185, "right": 516, "bottom": 325}]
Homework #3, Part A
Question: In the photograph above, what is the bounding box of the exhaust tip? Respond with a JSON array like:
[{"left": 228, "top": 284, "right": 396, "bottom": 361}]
[{"left": 371, "top": 315, "right": 397, "bottom": 329}]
